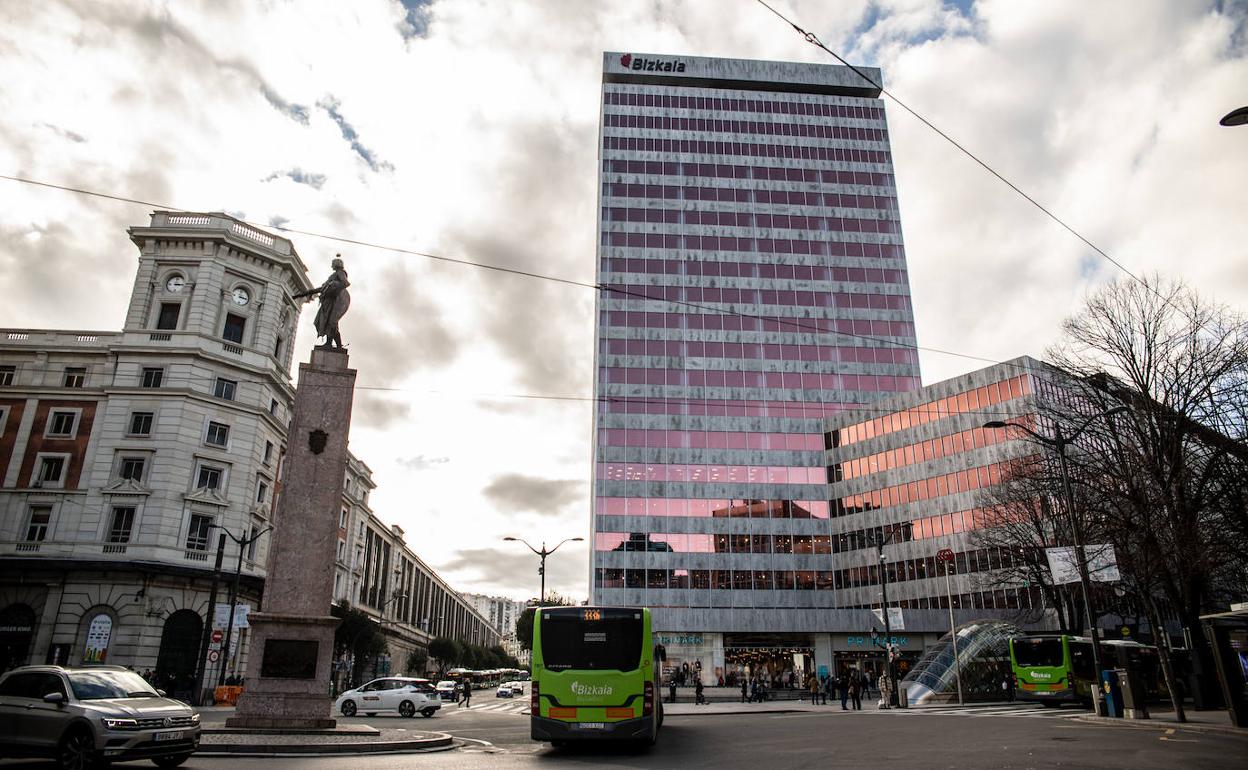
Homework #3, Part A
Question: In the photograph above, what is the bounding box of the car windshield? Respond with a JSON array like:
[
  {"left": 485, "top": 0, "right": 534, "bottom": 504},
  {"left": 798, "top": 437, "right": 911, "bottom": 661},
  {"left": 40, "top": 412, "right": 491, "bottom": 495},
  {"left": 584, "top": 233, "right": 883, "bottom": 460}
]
[{"left": 68, "top": 671, "right": 158, "bottom": 700}]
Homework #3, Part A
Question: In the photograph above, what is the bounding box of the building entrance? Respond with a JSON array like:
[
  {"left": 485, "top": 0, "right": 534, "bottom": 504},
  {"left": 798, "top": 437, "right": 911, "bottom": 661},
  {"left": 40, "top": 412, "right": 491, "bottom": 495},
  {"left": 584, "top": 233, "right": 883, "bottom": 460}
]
[
  {"left": 723, "top": 634, "right": 813, "bottom": 689},
  {"left": 0, "top": 604, "right": 35, "bottom": 673},
  {"left": 155, "top": 609, "right": 203, "bottom": 700}
]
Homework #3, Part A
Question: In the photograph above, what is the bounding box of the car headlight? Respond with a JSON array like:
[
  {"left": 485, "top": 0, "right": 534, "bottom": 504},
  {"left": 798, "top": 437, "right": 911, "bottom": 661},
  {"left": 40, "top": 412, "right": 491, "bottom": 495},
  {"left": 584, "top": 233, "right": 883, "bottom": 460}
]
[
  {"left": 102, "top": 717, "right": 139, "bottom": 730},
  {"left": 190, "top": 713, "right": 201, "bottom": 724}
]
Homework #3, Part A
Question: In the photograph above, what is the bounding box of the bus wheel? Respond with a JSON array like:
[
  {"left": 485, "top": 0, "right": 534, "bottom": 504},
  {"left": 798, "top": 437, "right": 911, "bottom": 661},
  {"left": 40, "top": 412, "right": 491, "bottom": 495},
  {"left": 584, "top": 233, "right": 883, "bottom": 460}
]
[{"left": 1040, "top": 701, "right": 1059, "bottom": 708}]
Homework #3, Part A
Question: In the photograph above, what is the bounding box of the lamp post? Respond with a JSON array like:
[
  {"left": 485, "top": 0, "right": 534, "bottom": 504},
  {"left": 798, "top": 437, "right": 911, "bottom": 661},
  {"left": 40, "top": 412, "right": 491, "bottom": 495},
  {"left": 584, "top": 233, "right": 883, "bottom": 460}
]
[
  {"left": 503, "top": 536, "right": 583, "bottom": 607},
  {"left": 191, "top": 532, "right": 227, "bottom": 705},
  {"left": 1220, "top": 106, "right": 1248, "bottom": 126},
  {"left": 870, "top": 525, "right": 903, "bottom": 707},
  {"left": 984, "top": 406, "right": 1126, "bottom": 704},
  {"left": 207, "top": 524, "right": 271, "bottom": 688},
  {"left": 936, "top": 548, "right": 964, "bottom": 705}
]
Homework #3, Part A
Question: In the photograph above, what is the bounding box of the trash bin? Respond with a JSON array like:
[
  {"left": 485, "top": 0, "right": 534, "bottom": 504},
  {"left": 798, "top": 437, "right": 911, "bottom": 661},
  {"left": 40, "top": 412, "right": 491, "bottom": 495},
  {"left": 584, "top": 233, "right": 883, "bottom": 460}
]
[
  {"left": 1101, "top": 670, "right": 1123, "bottom": 718},
  {"left": 1116, "top": 669, "right": 1149, "bottom": 719}
]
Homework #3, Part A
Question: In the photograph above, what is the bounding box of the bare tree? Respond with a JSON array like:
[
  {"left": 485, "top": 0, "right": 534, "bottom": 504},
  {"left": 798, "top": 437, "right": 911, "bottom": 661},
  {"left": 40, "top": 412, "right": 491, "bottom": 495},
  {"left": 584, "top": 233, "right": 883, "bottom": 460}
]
[{"left": 1046, "top": 274, "right": 1248, "bottom": 717}]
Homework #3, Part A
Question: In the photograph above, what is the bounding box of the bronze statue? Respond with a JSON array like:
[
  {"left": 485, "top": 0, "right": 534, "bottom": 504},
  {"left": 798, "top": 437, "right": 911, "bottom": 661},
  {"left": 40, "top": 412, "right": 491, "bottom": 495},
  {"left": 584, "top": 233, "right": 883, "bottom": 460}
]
[{"left": 294, "top": 255, "right": 351, "bottom": 349}]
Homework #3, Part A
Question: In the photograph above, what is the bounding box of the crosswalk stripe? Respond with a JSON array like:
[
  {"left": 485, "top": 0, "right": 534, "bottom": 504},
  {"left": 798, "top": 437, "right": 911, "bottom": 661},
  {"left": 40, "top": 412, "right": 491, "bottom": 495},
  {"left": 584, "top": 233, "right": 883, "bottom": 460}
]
[{"left": 867, "top": 705, "right": 1079, "bottom": 720}]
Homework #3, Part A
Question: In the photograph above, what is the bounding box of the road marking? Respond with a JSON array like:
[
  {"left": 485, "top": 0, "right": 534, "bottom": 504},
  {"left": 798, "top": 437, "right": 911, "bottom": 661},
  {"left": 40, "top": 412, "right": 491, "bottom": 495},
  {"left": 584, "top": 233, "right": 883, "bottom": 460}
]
[{"left": 1159, "top": 728, "right": 1198, "bottom": 743}]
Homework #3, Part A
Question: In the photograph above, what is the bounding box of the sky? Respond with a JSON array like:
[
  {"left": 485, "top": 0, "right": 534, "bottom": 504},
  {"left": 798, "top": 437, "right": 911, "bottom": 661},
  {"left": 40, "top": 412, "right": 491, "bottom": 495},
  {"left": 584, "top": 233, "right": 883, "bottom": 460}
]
[{"left": 1, "top": 0, "right": 1245, "bottom": 603}]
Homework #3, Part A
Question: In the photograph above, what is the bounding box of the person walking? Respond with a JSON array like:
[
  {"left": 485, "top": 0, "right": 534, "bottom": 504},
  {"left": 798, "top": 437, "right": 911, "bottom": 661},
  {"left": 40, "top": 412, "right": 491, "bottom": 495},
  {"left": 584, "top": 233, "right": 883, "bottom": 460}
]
[
  {"left": 821, "top": 675, "right": 832, "bottom": 706},
  {"left": 695, "top": 677, "right": 706, "bottom": 705},
  {"left": 741, "top": 677, "right": 748, "bottom": 704},
  {"left": 838, "top": 673, "right": 850, "bottom": 710},
  {"left": 849, "top": 672, "right": 862, "bottom": 711},
  {"left": 459, "top": 680, "right": 473, "bottom": 708},
  {"left": 669, "top": 677, "right": 677, "bottom": 704}
]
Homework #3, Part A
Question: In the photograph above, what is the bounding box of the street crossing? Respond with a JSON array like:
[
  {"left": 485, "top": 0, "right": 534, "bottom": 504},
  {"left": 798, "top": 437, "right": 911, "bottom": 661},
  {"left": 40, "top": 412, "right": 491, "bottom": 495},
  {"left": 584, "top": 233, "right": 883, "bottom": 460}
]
[
  {"left": 868, "top": 703, "right": 1083, "bottom": 720},
  {"left": 444, "top": 699, "right": 531, "bottom": 716}
]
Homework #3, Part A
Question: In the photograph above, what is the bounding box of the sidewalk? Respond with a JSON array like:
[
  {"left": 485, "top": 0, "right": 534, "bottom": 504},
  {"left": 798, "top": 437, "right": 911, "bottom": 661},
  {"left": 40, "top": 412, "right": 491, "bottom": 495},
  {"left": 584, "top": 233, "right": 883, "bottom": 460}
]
[
  {"left": 193, "top": 706, "right": 456, "bottom": 756},
  {"left": 665, "top": 700, "right": 866, "bottom": 716},
  {"left": 1076, "top": 708, "right": 1246, "bottom": 737}
]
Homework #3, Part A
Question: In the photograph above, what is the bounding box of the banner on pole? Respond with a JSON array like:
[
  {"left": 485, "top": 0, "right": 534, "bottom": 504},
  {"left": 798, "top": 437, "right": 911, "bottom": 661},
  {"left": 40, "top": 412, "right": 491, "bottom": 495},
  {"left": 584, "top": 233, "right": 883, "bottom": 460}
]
[
  {"left": 1046, "top": 544, "right": 1120, "bottom": 585},
  {"left": 871, "top": 607, "right": 905, "bottom": 631},
  {"left": 213, "top": 603, "right": 251, "bottom": 628}
]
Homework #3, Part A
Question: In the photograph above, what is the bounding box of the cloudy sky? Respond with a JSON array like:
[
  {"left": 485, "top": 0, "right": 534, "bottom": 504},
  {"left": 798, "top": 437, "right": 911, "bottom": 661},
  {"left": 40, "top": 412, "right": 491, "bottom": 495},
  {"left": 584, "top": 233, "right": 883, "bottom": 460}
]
[{"left": 2, "top": 0, "right": 1245, "bottom": 602}]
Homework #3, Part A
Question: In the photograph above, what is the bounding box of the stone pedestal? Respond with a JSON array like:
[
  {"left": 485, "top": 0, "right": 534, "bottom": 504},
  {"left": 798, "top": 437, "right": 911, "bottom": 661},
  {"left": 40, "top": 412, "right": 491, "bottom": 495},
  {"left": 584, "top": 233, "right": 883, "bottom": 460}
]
[{"left": 227, "top": 348, "right": 355, "bottom": 729}]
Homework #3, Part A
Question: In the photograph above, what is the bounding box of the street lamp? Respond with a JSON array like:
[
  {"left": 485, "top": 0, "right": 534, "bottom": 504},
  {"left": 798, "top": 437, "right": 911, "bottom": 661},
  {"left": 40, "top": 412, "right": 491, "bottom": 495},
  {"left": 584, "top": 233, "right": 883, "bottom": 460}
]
[
  {"left": 503, "top": 536, "right": 583, "bottom": 607},
  {"left": 984, "top": 405, "right": 1126, "bottom": 704},
  {"left": 1220, "top": 106, "right": 1248, "bottom": 126},
  {"left": 208, "top": 524, "right": 272, "bottom": 688},
  {"left": 870, "top": 524, "right": 904, "bottom": 708}
]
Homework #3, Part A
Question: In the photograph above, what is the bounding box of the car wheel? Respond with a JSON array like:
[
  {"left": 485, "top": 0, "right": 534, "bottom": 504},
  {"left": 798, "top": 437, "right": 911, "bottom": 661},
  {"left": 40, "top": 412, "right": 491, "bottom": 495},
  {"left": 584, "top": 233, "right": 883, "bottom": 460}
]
[
  {"left": 56, "top": 727, "right": 97, "bottom": 770},
  {"left": 152, "top": 755, "right": 190, "bottom": 768},
  {"left": 399, "top": 700, "right": 416, "bottom": 718},
  {"left": 340, "top": 700, "right": 357, "bottom": 717},
  {"left": 420, "top": 708, "right": 435, "bottom": 718}
]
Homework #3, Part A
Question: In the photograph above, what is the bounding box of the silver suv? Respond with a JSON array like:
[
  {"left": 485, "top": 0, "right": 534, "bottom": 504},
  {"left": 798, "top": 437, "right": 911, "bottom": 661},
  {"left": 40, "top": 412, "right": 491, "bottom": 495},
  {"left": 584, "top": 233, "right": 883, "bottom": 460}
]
[{"left": 0, "top": 665, "right": 200, "bottom": 768}]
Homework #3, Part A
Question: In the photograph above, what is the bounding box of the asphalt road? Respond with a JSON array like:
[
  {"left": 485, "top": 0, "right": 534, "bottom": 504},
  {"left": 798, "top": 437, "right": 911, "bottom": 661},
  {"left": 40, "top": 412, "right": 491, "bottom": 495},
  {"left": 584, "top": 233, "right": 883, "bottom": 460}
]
[{"left": 3, "top": 703, "right": 1244, "bottom": 769}]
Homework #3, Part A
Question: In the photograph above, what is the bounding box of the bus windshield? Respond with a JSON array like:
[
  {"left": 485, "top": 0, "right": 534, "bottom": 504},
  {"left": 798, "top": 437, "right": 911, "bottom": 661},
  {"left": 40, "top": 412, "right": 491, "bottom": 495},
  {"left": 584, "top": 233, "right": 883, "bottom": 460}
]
[
  {"left": 1013, "top": 638, "right": 1064, "bottom": 668},
  {"left": 540, "top": 612, "right": 643, "bottom": 671}
]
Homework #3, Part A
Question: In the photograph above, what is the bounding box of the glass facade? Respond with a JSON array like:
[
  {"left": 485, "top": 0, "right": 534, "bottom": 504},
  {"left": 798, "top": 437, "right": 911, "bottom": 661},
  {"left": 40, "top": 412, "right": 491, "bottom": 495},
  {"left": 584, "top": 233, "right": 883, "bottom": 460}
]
[{"left": 590, "top": 52, "right": 920, "bottom": 624}]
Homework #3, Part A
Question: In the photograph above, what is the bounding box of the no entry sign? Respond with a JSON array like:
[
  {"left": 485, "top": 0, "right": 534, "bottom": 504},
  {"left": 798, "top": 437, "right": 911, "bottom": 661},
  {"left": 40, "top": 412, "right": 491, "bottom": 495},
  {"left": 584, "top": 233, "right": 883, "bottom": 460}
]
[{"left": 936, "top": 548, "right": 955, "bottom": 563}]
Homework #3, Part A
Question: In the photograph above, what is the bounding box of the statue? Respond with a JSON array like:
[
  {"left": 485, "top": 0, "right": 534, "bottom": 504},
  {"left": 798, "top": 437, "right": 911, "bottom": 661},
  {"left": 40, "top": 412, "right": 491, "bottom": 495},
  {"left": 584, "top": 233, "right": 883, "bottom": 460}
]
[{"left": 294, "top": 255, "right": 351, "bottom": 349}]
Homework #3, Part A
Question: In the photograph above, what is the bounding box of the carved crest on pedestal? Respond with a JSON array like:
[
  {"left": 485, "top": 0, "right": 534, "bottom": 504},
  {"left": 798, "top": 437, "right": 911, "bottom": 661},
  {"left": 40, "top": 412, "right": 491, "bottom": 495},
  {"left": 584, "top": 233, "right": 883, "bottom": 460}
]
[{"left": 308, "top": 429, "right": 328, "bottom": 455}]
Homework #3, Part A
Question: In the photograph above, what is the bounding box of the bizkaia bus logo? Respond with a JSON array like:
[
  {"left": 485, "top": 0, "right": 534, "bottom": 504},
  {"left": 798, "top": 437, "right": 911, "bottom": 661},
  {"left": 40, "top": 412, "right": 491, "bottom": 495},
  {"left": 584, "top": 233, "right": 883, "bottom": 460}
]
[
  {"left": 619, "top": 53, "right": 686, "bottom": 72},
  {"left": 570, "top": 681, "right": 613, "bottom": 697}
]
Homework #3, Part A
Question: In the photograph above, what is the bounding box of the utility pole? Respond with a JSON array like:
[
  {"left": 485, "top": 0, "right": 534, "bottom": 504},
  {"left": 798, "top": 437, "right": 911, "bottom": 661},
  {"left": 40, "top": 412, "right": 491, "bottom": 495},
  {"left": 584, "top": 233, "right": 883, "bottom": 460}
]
[
  {"left": 210, "top": 524, "right": 271, "bottom": 688},
  {"left": 191, "top": 533, "right": 226, "bottom": 706}
]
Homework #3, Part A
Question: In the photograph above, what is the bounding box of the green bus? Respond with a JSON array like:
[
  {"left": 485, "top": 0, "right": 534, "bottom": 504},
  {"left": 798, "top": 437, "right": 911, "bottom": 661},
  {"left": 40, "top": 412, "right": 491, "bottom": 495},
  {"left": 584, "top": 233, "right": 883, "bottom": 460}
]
[
  {"left": 530, "top": 606, "right": 663, "bottom": 747},
  {"left": 1010, "top": 634, "right": 1166, "bottom": 707}
]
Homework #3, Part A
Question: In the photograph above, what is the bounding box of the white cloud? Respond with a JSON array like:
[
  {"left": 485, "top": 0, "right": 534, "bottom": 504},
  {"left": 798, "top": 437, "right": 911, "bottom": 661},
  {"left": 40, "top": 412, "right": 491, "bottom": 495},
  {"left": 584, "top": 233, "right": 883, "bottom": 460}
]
[{"left": 1, "top": 0, "right": 1244, "bottom": 603}]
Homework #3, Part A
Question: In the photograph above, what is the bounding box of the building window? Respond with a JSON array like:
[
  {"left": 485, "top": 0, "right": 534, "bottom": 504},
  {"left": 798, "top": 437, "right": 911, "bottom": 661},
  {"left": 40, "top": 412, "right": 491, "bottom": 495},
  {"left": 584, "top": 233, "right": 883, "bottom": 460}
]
[
  {"left": 35, "top": 455, "right": 67, "bottom": 487},
  {"left": 141, "top": 368, "right": 164, "bottom": 388},
  {"left": 46, "top": 411, "right": 78, "bottom": 437},
  {"left": 339, "top": 508, "right": 348, "bottom": 528},
  {"left": 118, "top": 456, "right": 146, "bottom": 482},
  {"left": 63, "top": 367, "right": 86, "bottom": 388},
  {"left": 25, "top": 506, "right": 52, "bottom": 542},
  {"left": 222, "top": 313, "right": 247, "bottom": 344},
  {"left": 263, "top": 441, "right": 274, "bottom": 465},
  {"left": 213, "top": 378, "right": 237, "bottom": 400},
  {"left": 337, "top": 539, "right": 347, "bottom": 562},
  {"left": 127, "top": 412, "right": 154, "bottom": 436},
  {"left": 195, "top": 464, "right": 223, "bottom": 491},
  {"left": 273, "top": 336, "right": 284, "bottom": 359},
  {"left": 156, "top": 303, "right": 181, "bottom": 330},
  {"left": 108, "top": 506, "right": 135, "bottom": 543},
  {"left": 186, "top": 514, "right": 213, "bottom": 551},
  {"left": 247, "top": 519, "right": 263, "bottom": 560},
  {"left": 0, "top": 365, "right": 14, "bottom": 386},
  {"left": 205, "top": 421, "right": 230, "bottom": 448},
  {"left": 269, "top": 398, "right": 278, "bottom": 416},
  {"left": 255, "top": 479, "right": 269, "bottom": 504}
]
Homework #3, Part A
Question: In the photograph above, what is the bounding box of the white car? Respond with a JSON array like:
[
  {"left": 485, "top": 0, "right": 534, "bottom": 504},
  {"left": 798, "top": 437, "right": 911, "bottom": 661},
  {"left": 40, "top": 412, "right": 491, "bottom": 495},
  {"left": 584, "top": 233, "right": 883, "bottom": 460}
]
[
  {"left": 436, "top": 680, "right": 457, "bottom": 701},
  {"left": 335, "top": 677, "right": 442, "bottom": 718},
  {"left": 509, "top": 681, "right": 525, "bottom": 696},
  {"left": 495, "top": 683, "right": 514, "bottom": 698}
]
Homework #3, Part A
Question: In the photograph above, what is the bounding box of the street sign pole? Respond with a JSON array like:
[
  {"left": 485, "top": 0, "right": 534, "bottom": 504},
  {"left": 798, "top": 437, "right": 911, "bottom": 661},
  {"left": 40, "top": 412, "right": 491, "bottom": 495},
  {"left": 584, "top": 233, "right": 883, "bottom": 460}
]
[{"left": 938, "top": 548, "right": 964, "bottom": 705}]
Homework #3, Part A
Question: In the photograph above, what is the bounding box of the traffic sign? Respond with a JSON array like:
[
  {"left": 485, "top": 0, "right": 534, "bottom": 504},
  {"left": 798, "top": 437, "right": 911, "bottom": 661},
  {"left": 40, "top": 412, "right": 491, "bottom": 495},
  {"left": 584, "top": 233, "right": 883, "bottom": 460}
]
[
  {"left": 211, "top": 629, "right": 224, "bottom": 644},
  {"left": 207, "top": 649, "right": 220, "bottom": 663},
  {"left": 936, "top": 548, "right": 955, "bottom": 563}
]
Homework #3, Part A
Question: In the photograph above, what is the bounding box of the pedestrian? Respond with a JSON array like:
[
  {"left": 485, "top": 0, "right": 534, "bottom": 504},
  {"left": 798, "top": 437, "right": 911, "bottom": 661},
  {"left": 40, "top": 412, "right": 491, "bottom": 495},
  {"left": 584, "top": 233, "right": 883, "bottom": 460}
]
[
  {"left": 821, "top": 675, "right": 832, "bottom": 706},
  {"left": 849, "top": 672, "right": 862, "bottom": 711},
  {"left": 1002, "top": 674, "right": 1015, "bottom": 702},
  {"left": 695, "top": 677, "right": 706, "bottom": 705},
  {"left": 459, "top": 680, "right": 472, "bottom": 708},
  {"left": 669, "top": 678, "right": 677, "bottom": 704},
  {"left": 808, "top": 673, "right": 819, "bottom": 703},
  {"left": 877, "top": 673, "right": 892, "bottom": 709},
  {"left": 838, "top": 674, "right": 849, "bottom": 710},
  {"left": 740, "top": 677, "right": 748, "bottom": 703}
]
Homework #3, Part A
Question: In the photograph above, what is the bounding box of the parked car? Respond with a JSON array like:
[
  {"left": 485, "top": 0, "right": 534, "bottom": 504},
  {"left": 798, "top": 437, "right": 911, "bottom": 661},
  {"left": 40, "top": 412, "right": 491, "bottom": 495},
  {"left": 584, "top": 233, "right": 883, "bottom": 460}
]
[
  {"left": 495, "top": 683, "right": 514, "bottom": 698},
  {"left": 509, "top": 681, "right": 525, "bottom": 696},
  {"left": 0, "top": 664, "right": 200, "bottom": 769},
  {"left": 435, "top": 680, "right": 458, "bottom": 701},
  {"left": 335, "top": 677, "right": 441, "bottom": 718}
]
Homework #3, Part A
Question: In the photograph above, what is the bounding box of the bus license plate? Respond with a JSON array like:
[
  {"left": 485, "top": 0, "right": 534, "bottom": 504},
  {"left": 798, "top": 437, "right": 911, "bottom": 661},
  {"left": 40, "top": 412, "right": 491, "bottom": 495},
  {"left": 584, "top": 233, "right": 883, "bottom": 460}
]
[
  {"left": 576, "top": 722, "right": 605, "bottom": 730},
  {"left": 154, "top": 730, "right": 183, "bottom": 742}
]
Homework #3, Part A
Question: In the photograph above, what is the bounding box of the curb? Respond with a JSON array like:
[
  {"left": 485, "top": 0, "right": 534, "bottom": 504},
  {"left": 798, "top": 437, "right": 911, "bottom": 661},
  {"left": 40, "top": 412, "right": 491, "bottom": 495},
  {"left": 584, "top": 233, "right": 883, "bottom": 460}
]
[
  {"left": 196, "top": 732, "right": 455, "bottom": 756},
  {"left": 1074, "top": 715, "right": 1247, "bottom": 737},
  {"left": 666, "top": 708, "right": 808, "bottom": 716}
]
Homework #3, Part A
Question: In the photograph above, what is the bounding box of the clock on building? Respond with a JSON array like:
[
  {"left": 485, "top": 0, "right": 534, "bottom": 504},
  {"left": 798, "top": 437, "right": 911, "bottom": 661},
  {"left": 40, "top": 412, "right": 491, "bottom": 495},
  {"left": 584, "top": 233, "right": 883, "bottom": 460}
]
[
  {"left": 231, "top": 287, "right": 250, "bottom": 306},
  {"left": 165, "top": 275, "right": 185, "bottom": 293}
]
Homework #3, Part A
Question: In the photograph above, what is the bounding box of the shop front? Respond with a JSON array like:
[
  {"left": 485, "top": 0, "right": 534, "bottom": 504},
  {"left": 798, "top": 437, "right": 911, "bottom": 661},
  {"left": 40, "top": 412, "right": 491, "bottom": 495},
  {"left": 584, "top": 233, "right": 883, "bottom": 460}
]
[
  {"left": 831, "top": 632, "right": 932, "bottom": 685},
  {"left": 654, "top": 632, "right": 723, "bottom": 687},
  {"left": 723, "top": 634, "right": 814, "bottom": 690}
]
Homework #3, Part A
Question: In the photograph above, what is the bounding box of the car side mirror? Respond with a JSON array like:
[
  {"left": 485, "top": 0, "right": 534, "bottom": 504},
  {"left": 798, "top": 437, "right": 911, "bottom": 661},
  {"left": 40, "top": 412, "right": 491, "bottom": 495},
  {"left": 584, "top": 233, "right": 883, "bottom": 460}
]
[
  {"left": 43, "top": 692, "right": 65, "bottom": 705},
  {"left": 156, "top": 689, "right": 167, "bottom": 697}
]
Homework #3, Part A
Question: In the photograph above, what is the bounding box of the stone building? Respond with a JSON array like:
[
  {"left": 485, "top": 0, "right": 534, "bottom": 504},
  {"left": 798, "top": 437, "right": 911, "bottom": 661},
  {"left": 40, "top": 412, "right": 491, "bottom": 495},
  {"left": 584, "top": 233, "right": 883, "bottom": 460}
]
[{"left": 0, "top": 212, "right": 494, "bottom": 697}]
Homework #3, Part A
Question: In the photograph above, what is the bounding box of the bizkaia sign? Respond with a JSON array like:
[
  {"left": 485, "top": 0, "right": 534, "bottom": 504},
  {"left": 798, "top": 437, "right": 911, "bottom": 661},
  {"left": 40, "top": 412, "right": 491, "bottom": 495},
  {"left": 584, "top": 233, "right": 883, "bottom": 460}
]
[{"left": 619, "top": 53, "right": 686, "bottom": 73}]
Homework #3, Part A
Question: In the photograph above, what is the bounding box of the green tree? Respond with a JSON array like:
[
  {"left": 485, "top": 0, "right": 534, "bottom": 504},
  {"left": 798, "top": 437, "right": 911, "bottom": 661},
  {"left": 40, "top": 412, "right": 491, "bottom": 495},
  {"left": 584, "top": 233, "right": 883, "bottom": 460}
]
[
  {"left": 406, "top": 649, "right": 428, "bottom": 676},
  {"left": 428, "top": 636, "right": 461, "bottom": 674},
  {"left": 331, "top": 602, "right": 388, "bottom": 689}
]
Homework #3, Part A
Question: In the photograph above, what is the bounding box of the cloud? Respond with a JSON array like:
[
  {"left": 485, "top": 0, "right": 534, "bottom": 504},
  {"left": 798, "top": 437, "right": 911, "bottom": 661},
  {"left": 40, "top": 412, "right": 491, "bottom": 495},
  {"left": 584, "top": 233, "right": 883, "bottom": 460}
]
[
  {"left": 397, "top": 0, "right": 435, "bottom": 40},
  {"left": 483, "top": 473, "right": 583, "bottom": 515},
  {"left": 263, "top": 168, "right": 327, "bottom": 189},
  {"left": 39, "top": 123, "right": 86, "bottom": 143},
  {"left": 352, "top": 391, "right": 413, "bottom": 430},
  {"left": 317, "top": 96, "right": 394, "bottom": 173},
  {"left": 396, "top": 454, "right": 450, "bottom": 471},
  {"left": 262, "top": 86, "right": 311, "bottom": 125},
  {"left": 441, "top": 546, "right": 586, "bottom": 599}
]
